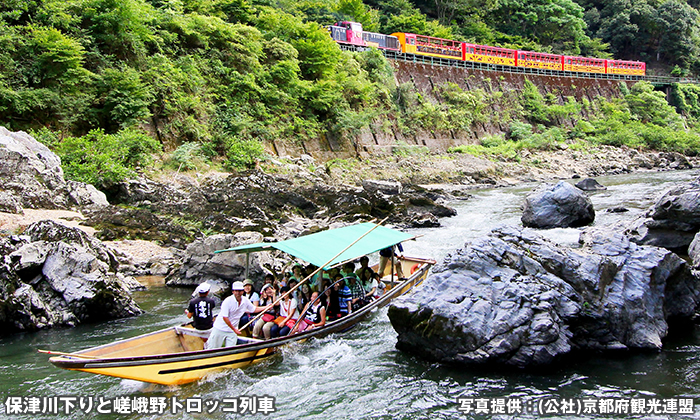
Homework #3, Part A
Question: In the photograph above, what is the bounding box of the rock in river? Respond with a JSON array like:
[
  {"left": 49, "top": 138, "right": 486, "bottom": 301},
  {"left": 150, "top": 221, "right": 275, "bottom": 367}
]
[
  {"left": 521, "top": 181, "right": 595, "bottom": 228},
  {"left": 575, "top": 177, "right": 607, "bottom": 191},
  {"left": 625, "top": 176, "right": 700, "bottom": 252},
  {"left": 388, "top": 225, "right": 700, "bottom": 368},
  {"left": 0, "top": 220, "right": 142, "bottom": 335}
]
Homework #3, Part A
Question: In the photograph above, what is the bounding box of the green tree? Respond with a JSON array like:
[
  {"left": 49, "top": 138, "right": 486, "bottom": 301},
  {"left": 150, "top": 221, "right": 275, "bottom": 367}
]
[
  {"left": 81, "top": 0, "right": 158, "bottom": 61},
  {"left": 625, "top": 81, "right": 683, "bottom": 127},
  {"left": 95, "top": 66, "right": 153, "bottom": 131},
  {"left": 487, "top": 0, "right": 588, "bottom": 53},
  {"left": 337, "top": 0, "right": 380, "bottom": 32},
  {"left": 655, "top": 0, "right": 700, "bottom": 68}
]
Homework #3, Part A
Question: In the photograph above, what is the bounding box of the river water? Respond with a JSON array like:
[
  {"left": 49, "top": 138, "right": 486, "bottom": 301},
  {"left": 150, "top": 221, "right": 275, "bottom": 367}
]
[{"left": 3, "top": 170, "right": 700, "bottom": 420}]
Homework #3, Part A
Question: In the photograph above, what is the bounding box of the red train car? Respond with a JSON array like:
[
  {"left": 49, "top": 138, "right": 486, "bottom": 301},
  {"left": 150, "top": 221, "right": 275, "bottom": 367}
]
[
  {"left": 465, "top": 43, "right": 516, "bottom": 66},
  {"left": 563, "top": 56, "right": 607, "bottom": 74},
  {"left": 606, "top": 59, "right": 646, "bottom": 76}
]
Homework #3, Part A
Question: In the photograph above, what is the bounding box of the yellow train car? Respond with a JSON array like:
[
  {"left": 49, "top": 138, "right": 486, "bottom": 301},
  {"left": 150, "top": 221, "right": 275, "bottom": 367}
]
[
  {"left": 465, "top": 44, "right": 517, "bottom": 67},
  {"left": 564, "top": 56, "right": 606, "bottom": 74},
  {"left": 391, "top": 32, "right": 463, "bottom": 60}
]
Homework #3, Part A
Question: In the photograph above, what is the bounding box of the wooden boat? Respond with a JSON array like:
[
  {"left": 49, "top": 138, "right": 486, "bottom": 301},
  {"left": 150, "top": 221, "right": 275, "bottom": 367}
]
[{"left": 46, "top": 223, "right": 435, "bottom": 386}]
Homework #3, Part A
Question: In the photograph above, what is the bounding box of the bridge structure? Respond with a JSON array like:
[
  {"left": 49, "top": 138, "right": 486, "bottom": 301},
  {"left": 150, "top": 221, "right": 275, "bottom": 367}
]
[{"left": 338, "top": 44, "right": 699, "bottom": 88}]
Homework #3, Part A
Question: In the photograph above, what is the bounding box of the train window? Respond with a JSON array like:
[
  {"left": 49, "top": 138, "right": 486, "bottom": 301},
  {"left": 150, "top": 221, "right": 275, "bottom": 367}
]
[{"left": 409, "top": 38, "right": 415, "bottom": 45}]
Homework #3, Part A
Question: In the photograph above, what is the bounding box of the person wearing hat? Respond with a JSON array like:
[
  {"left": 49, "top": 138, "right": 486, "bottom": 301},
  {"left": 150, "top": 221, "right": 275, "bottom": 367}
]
[
  {"left": 208, "top": 281, "right": 271, "bottom": 349},
  {"left": 185, "top": 283, "right": 216, "bottom": 340},
  {"left": 239, "top": 279, "right": 260, "bottom": 331}
]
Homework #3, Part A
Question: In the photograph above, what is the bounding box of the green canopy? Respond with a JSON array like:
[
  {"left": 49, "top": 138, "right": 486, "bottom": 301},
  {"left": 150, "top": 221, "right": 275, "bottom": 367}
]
[{"left": 216, "top": 222, "right": 415, "bottom": 268}]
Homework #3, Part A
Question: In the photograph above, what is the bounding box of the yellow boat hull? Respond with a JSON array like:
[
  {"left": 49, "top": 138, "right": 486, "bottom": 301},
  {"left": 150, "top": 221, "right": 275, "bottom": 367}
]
[{"left": 48, "top": 256, "right": 434, "bottom": 386}]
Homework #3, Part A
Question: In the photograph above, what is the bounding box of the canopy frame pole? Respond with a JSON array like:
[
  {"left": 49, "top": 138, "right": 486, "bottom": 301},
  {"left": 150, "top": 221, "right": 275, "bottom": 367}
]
[
  {"left": 245, "top": 253, "right": 250, "bottom": 280},
  {"left": 240, "top": 217, "right": 388, "bottom": 331}
]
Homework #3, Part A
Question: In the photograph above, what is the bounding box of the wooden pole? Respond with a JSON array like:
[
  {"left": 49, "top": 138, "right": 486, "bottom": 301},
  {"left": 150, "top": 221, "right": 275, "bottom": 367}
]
[
  {"left": 240, "top": 218, "right": 388, "bottom": 331},
  {"left": 38, "top": 349, "right": 100, "bottom": 359}
]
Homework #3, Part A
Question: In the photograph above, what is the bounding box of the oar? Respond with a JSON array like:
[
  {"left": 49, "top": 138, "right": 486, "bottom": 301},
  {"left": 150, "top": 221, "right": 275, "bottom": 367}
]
[
  {"left": 240, "top": 217, "right": 389, "bottom": 331},
  {"left": 38, "top": 349, "right": 100, "bottom": 359}
]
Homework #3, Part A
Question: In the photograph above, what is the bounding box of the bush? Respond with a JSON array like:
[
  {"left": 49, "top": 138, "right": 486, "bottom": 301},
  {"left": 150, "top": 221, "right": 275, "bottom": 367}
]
[
  {"left": 224, "top": 137, "right": 266, "bottom": 170},
  {"left": 520, "top": 127, "right": 566, "bottom": 151},
  {"left": 481, "top": 134, "right": 506, "bottom": 148},
  {"left": 54, "top": 128, "right": 161, "bottom": 188},
  {"left": 508, "top": 121, "right": 533, "bottom": 141},
  {"left": 169, "top": 142, "right": 208, "bottom": 171}
]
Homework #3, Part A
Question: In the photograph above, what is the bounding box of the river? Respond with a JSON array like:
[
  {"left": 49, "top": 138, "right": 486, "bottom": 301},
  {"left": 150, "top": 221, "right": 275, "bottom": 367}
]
[{"left": 2, "top": 169, "right": 700, "bottom": 419}]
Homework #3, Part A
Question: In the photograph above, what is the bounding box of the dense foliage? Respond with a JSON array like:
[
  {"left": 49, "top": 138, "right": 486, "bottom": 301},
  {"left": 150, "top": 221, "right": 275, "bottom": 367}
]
[
  {"left": 2, "top": 0, "right": 700, "bottom": 187},
  {"left": 1, "top": 0, "right": 396, "bottom": 175},
  {"left": 449, "top": 80, "right": 700, "bottom": 159}
]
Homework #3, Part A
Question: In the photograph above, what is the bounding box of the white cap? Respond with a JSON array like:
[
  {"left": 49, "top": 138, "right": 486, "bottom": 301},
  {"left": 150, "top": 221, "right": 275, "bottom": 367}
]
[
  {"left": 196, "top": 283, "right": 211, "bottom": 294},
  {"left": 231, "top": 281, "right": 245, "bottom": 291}
]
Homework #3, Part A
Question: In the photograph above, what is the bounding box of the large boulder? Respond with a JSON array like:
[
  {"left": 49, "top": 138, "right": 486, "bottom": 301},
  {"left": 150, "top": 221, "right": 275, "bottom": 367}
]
[
  {"left": 165, "top": 231, "right": 279, "bottom": 289},
  {"left": 0, "top": 127, "right": 108, "bottom": 210},
  {"left": 521, "top": 181, "right": 595, "bottom": 228},
  {"left": 388, "top": 225, "right": 700, "bottom": 368},
  {"left": 0, "top": 220, "right": 142, "bottom": 335},
  {"left": 623, "top": 176, "right": 700, "bottom": 252}
]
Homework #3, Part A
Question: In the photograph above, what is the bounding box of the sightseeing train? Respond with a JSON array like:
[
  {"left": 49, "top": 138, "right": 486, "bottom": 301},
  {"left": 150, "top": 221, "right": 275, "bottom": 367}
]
[{"left": 329, "top": 21, "right": 646, "bottom": 76}]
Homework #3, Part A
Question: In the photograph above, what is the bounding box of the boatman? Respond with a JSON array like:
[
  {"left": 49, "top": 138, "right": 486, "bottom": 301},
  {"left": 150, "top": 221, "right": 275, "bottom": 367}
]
[
  {"left": 186, "top": 283, "right": 216, "bottom": 343},
  {"left": 378, "top": 243, "right": 404, "bottom": 279},
  {"left": 208, "top": 281, "right": 270, "bottom": 349}
]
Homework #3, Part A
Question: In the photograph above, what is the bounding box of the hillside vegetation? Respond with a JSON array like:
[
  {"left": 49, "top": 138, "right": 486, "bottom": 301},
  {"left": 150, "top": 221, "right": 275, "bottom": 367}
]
[{"left": 3, "top": 0, "right": 700, "bottom": 189}]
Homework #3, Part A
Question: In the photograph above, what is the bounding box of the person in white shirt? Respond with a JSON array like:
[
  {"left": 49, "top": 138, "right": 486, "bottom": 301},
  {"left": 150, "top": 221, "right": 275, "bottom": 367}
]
[{"left": 207, "top": 281, "right": 269, "bottom": 349}]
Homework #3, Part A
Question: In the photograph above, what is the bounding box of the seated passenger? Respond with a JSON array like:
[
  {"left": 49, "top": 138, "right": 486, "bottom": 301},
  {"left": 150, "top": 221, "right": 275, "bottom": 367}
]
[
  {"left": 252, "top": 284, "right": 279, "bottom": 339},
  {"left": 358, "top": 266, "right": 374, "bottom": 296},
  {"left": 341, "top": 262, "right": 359, "bottom": 282},
  {"left": 359, "top": 268, "right": 377, "bottom": 301},
  {"left": 272, "top": 286, "right": 298, "bottom": 337},
  {"left": 347, "top": 276, "right": 366, "bottom": 312},
  {"left": 239, "top": 279, "right": 260, "bottom": 330},
  {"left": 372, "top": 272, "right": 386, "bottom": 299},
  {"left": 290, "top": 264, "right": 305, "bottom": 283},
  {"left": 324, "top": 277, "right": 341, "bottom": 320},
  {"left": 355, "top": 256, "right": 372, "bottom": 277},
  {"left": 297, "top": 283, "right": 312, "bottom": 312},
  {"left": 288, "top": 278, "right": 299, "bottom": 302},
  {"left": 337, "top": 278, "right": 352, "bottom": 317},
  {"left": 293, "top": 292, "right": 327, "bottom": 333}
]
